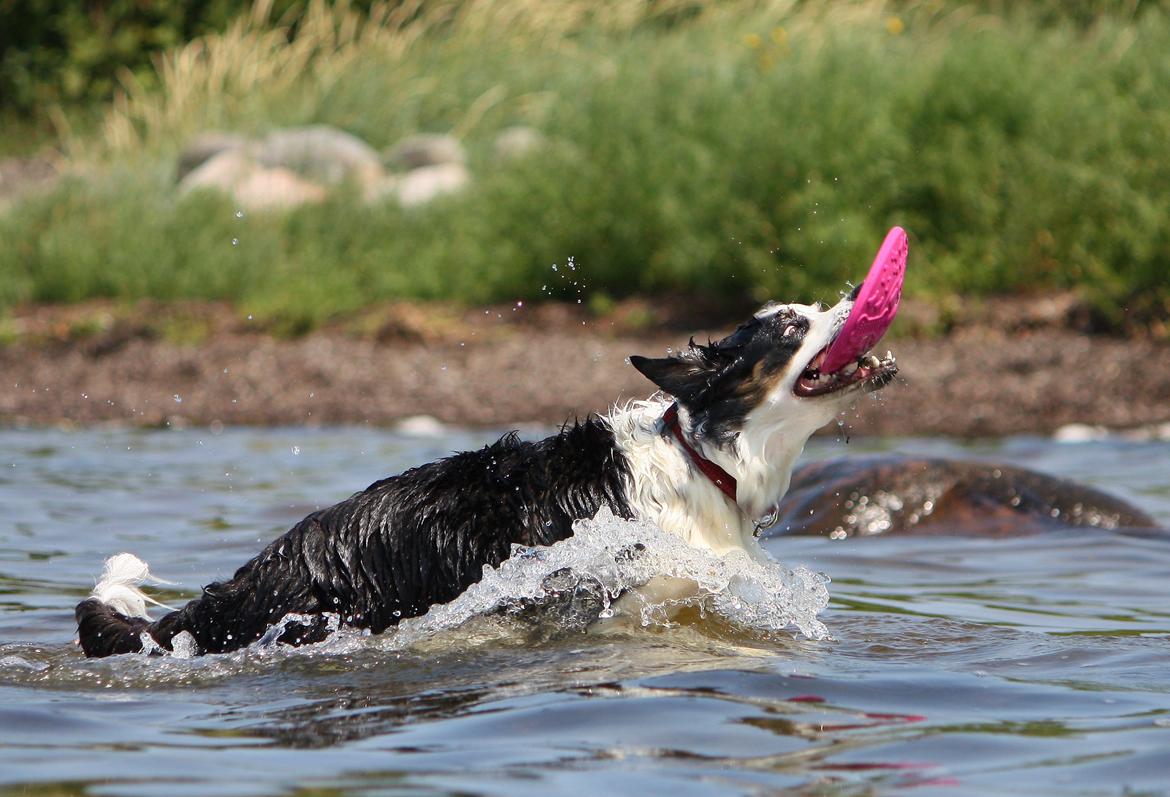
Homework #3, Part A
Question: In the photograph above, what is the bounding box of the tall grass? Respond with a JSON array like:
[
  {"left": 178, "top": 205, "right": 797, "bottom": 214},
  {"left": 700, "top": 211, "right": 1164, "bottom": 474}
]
[{"left": 3, "top": 0, "right": 1169, "bottom": 332}]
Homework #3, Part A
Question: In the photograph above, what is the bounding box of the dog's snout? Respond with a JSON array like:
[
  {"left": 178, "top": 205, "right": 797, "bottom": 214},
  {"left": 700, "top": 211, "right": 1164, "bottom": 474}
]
[{"left": 847, "top": 282, "right": 863, "bottom": 301}]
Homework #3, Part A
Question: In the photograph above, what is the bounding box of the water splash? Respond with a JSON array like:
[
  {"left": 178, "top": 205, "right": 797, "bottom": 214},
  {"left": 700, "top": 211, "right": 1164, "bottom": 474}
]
[
  {"left": 5, "top": 510, "right": 830, "bottom": 686},
  {"left": 385, "top": 507, "right": 830, "bottom": 647},
  {"left": 152, "top": 508, "right": 830, "bottom": 663},
  {"left": 148, "top": 508, "right": 831, "bottom": 662}
]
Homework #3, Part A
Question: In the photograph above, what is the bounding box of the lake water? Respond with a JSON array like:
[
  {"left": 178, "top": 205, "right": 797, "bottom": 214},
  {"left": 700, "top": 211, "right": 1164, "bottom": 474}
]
[{"left": 2, "top": 427, "right": 1169, "bottom": 796}]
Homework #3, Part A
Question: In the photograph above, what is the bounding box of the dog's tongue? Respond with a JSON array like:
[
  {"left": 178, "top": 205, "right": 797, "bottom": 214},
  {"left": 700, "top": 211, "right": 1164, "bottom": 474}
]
[{"left": 820, "top": 226, "right": 907, "bottom": 374}]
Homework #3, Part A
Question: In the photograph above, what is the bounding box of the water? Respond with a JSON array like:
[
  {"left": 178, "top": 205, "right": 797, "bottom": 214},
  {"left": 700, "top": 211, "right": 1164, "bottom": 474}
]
[{"left": 2, "top": 427, "right": 1169, "bottom": 796}]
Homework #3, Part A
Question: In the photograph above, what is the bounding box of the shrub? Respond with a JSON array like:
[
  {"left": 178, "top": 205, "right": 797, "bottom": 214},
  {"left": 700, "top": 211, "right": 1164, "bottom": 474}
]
[{"left": 2, "top": 0, "right": 1168, "bottom": 331}]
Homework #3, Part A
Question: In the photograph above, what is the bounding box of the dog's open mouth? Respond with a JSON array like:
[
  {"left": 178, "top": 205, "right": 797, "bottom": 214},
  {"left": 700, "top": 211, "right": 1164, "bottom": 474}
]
[
  {"left": 794, "top": 347, "right": 897, "bottom": 397},
  {"left": 794, "top": 227, "right": 906, "bottom": 398}
]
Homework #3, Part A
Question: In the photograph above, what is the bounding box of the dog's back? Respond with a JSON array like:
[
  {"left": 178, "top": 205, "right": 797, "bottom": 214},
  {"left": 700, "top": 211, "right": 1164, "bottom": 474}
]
[{"left": 77, "top": 420, "right": 632, "bottom": 657}]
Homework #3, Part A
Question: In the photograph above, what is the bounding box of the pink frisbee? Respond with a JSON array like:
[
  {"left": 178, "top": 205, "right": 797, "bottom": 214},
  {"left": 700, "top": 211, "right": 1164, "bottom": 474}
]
[{"left": 820, "top": 226, "right": 907, "bottom": 374}]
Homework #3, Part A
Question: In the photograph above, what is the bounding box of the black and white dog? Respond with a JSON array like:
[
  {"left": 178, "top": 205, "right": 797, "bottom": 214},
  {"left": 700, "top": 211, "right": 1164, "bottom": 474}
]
[{"left": 76, "top": 290, "right": 896, "bottom": 657}]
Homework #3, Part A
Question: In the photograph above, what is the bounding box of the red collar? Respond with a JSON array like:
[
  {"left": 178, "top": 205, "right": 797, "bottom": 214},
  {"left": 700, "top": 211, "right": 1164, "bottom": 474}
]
[{"left": 662, "top": 404, "right": 738, "bottom": 503}]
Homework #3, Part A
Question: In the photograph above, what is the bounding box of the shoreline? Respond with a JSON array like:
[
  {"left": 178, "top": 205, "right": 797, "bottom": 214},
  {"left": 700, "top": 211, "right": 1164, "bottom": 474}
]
[{"left": 3, "top": 298, "right": 1169, "bottom": 438}]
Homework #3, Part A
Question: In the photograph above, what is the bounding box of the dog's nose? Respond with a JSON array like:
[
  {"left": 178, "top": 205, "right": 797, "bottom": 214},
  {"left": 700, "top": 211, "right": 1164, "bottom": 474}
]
[{"left": 848, "top": 282, "right": 863, "bottom": 301}]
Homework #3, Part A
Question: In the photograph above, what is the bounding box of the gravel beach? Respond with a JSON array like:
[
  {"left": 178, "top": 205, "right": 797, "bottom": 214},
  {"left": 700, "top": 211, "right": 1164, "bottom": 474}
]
[{"left": 3, "top": 298, "right": 1167, "bottom": 438}]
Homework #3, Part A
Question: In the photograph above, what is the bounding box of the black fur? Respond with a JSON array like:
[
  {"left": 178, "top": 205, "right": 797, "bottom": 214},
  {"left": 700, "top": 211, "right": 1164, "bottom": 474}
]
[
  {"left": 76, "top": 419, "right": 633, "bottom": 657},
  {"left": 630, "top": 307, "right": 808, "bottom": 443}
]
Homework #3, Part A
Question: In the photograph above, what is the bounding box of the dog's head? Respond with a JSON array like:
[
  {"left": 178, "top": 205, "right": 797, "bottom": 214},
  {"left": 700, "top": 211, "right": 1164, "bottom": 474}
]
[{"left": 630, "top": 290, "right": 898, "bottom": 517}]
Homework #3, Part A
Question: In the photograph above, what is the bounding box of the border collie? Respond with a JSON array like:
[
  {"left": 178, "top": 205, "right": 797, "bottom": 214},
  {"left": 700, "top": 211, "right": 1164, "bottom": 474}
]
[{"left": 76, "top": 291, "right": 896, "bottom": 657}]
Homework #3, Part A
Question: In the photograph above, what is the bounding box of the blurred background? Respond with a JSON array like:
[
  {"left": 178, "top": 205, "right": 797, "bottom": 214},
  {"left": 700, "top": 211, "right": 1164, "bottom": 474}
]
[{"left": 1, "top": 0, "right": 1168, "bottom": 431}]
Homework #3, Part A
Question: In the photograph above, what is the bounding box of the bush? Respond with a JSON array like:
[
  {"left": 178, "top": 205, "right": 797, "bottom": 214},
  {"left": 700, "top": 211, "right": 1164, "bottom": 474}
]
[{"left": 2, "top": 0, "right": 1169, "bottom": 331}]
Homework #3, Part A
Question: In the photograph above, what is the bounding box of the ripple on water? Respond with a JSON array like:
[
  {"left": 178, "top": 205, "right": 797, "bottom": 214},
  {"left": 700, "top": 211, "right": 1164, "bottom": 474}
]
[{"left": 2, "top": 429, "right": 1170, "bottom": 796}]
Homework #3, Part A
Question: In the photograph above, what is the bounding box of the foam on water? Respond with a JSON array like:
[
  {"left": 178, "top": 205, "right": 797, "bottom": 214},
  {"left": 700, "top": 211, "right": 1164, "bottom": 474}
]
[
  {"left": 4, "top": 509, "right": 829, "bottom": 685},
  {"left": 384, "top": 507, "right": 830, "bottom": 646},
  {"left": 142, "top": 507, "right": 828, "bottom": 665},
  {"left": 158, "top": 507, "right": 830, "bottom": 661}
]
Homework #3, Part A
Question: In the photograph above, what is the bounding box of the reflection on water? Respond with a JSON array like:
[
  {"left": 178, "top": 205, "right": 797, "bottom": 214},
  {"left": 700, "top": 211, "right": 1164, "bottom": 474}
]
[{"left": 1, "top": 427, "right": 1169, "bottom": 796}]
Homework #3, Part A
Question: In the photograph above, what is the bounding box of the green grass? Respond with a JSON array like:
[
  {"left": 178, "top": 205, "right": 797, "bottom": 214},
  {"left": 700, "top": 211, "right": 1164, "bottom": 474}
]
[{"left": 2, "top": 0, "right": 1169, "bottom": 332}]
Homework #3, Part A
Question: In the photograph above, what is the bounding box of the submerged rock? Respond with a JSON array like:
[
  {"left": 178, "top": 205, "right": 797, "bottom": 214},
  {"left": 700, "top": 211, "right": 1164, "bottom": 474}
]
[{"left": 770, "top": 454, "right": 1158, "bottom": 538}]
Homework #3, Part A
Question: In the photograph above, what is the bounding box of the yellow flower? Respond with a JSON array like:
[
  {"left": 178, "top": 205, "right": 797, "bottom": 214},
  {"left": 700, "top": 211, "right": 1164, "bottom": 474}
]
[
  {"left": 770, "top": 26, "right": 788, "bottom": 46},
  {"left": 744, "top": 32, "right": 763, "bottom": 49},
  {"left": 886, "top": 16, "right": 905, "bottom": 35}
]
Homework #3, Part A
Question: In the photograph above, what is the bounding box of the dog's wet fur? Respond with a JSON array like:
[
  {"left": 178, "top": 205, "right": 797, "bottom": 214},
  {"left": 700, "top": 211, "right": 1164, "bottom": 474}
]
[{"left": 76, "top": 293, "right": 897, "bottom": 657}]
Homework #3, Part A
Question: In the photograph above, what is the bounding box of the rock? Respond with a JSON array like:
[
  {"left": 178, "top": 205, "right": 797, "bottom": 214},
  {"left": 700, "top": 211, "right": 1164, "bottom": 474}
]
[
  {"left": 178, "top": 149, "right": 256, "bottom": 196},
  {"left": 393, "top": 415, "right": 447, "bottom": 436},
  {"left": 493, "top": 126, "right": 545, "bottom": 161},
  {"left": 177, "top": 149, "right": 326, "bottom": 211},
  {"left": 1053, "top": 423, "right": 1110, "bottom": 443},
  {"left": 233, "top": 167, "right": 327, "bottom": 210},
  {"left": 385, "top": 134, "right": 465, "bottom": 171},
  {"left": 771, "top": 454, "right": 1157, "bottom": 537},
  {"left": 177, "top": 132, "right": 247, "bottom": 181},
  {"left": 395, "top": 162, "right": 471, "bottom": 207},
  {"left": 0, "top": 155, "right": 59, "bottom": 206},
  {"left": 251, "top": 125, "right": 384, "bottom": 187},
  {"left": 361, "top": 174, "right": 400, "bottom": 205}
]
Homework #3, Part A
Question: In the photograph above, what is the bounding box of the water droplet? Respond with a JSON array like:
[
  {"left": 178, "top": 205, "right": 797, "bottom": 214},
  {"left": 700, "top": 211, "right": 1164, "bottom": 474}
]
[
  {"left": 235, "top": 210, "right": 245, "bottom": 219},
  {"left": 231, "top": 238, "right": 239, "bottom": 246},
  {"left": 172, "top": 394, "right": 182, "bottom": 403},
  {"left": 291, "top": 446, "right": 301, "bottom": 456}
]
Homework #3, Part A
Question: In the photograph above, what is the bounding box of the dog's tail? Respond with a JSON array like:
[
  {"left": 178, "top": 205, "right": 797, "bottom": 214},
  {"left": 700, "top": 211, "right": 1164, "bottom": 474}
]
[
  {"left": 75, "top": 536, "right": 336, "bottom": 658},
  {"left": 75, "top": 553, "right": 174, "bottom": 657}
]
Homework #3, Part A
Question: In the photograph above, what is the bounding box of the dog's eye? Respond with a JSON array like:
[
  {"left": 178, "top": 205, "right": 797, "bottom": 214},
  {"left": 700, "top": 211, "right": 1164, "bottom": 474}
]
[{"left": 782, "top": 323, "right": 801, "bottom": 338}]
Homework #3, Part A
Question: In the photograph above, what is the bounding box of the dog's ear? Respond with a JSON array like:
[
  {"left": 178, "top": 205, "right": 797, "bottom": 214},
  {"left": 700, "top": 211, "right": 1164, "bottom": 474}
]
[{"left": 629, "top": 355, "right": 711, "bottom": 403}]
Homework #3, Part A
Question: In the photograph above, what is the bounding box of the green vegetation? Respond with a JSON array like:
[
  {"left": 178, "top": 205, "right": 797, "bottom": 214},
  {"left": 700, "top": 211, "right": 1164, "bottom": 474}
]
[
  {"left": 2, "top": 0, "right": 1169, "bottom": 332},
  {"left": 0, "top": 0, "right": 343, "bottom": 118}
]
